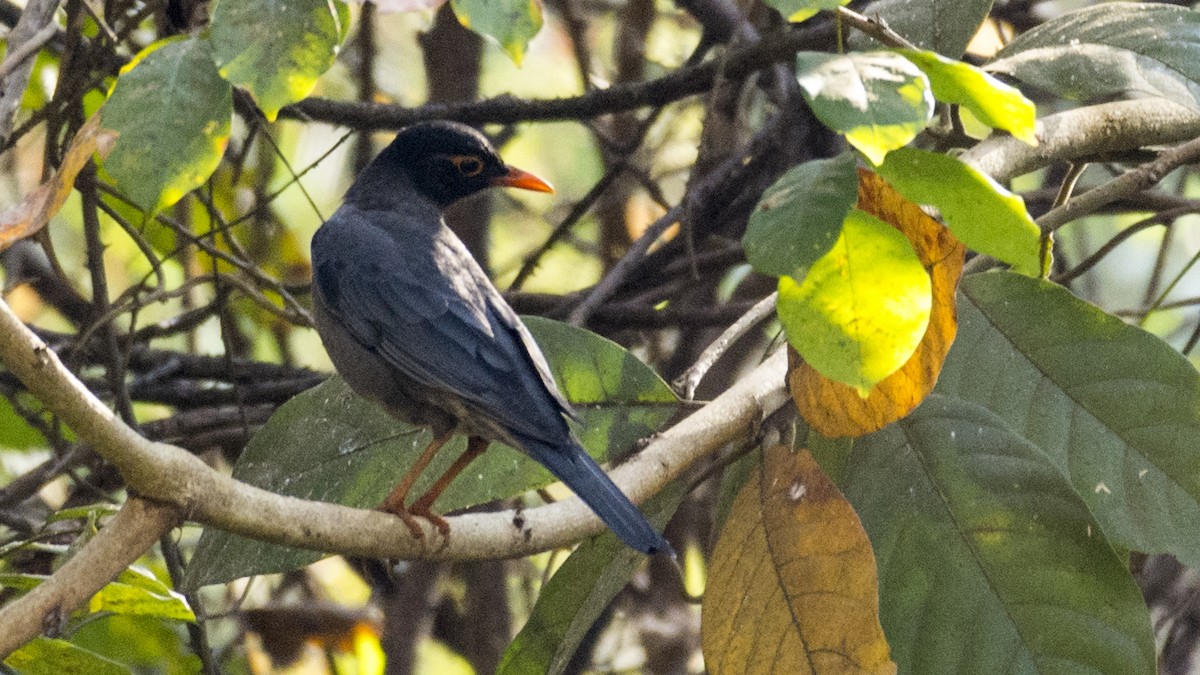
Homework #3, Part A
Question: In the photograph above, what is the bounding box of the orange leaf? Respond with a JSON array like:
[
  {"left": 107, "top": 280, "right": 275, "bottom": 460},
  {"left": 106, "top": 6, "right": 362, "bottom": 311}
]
[
  {"left": 702, "top": 445, "right": 895, "bottom": 675},
  {"left": 0, "top": 114, "right": 118, "bottom": 253},
  {"left": 790, "top": 170, "right": 965, "bottom": 437}
]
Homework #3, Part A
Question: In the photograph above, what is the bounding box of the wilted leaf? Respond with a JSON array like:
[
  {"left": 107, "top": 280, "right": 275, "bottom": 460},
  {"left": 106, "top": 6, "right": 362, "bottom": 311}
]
[
  {"left": 209, "top": 0, "right": 348, "bottom": 120},
  {"left": 988, "top": 4, "right": 1200, "bottom": 110},
  {"left": 185, "top": 318, "right": 679, "bottom": 588},
  {"left": 498, "top": 485, "right": 684, "bottom": 675},
  {"left": 743, "top": 152, "right": 859, "bottom": 277},
  {"left": 5, "top": 638, "right": 128, "bottom": 675},
  {"left": 849, "top": 0, "right": 992, "bottom": 57},
  {"left": 939, "top": 271, "right": 1200, "bottom": 569},
  {"left": 450, "top": 0, "right": 543, "bottom": 65},
  {"left": 897, "top": 49, "right": 1036, "bottom": 144},
  {"left": 778, "top": 209, "right": 932, "bottom": 393},
  {"left": 876, "top": 147, "right": 1041, "bottom": 275},
  {"left": 828, "top": 396, "right": 1155, "bottom": 674},
  {"left": 790, "top": 171, "right": 963, "bottom": 437},
  {"left": 99, "top": 37, "right": 232, "bottom": 212},
  {"left": 702, "top": 446, "right": 895, "bottom": 675},
  {"left": 763, "top": 0, "right": 848, "bottom": 24},
  {"left": 0, "top": 114, "right": 116, "bottom": 252},
  {"left": 795, "top": 51, "right": 933, "bottom": 165}
]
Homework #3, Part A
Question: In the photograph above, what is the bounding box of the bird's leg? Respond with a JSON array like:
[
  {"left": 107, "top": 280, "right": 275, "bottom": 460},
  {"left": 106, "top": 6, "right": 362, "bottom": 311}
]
[
  {"left": 379, "top": 430, "right": 454, "bottom": 540},
  {"left": 409, "top": 436, "right": 491, "bottom": 544}
]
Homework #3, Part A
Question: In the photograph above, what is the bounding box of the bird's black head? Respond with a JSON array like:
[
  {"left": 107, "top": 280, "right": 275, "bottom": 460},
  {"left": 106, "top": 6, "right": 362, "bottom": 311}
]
[{"left": 356, "top": 121, "right": 553, "bottom": 209}]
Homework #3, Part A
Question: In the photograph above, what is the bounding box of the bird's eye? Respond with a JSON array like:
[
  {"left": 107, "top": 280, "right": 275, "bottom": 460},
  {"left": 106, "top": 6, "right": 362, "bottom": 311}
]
[{"left": 450, "top": 155, "right": 485, "bottom": 177}]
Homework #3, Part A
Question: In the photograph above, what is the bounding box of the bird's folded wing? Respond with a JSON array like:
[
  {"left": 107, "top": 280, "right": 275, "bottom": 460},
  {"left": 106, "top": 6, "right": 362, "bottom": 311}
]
[{"left": 313, "top": 216, "right": 572, "bottom": 445}]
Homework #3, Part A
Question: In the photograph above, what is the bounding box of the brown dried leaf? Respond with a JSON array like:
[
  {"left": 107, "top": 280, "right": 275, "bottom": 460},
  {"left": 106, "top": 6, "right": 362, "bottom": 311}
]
[
  {"left": 790, "top": 170, "right": 965, "bottom": 437},
  {"left": 702, "top": 445, "right": 895, "bottom": 675},
  {"left": 0, "top": 114, "right": 117, "bottom": 252}
]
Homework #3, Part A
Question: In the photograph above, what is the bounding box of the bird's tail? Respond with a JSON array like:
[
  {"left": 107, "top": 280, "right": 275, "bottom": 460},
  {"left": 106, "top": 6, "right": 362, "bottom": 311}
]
[{"left": 521, "top": 436, "right": 673, "bottom": 557}]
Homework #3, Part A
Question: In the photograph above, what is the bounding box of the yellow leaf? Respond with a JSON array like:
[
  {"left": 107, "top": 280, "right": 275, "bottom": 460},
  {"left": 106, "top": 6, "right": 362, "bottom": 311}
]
[
  {"left": 790, "top": 170, "right": 964, "bottom": 437},
  {"left": 0, "top": 114, "right": 117, "bottom": 252},
  {"left": 702, "top": 446, "right": 895, "bottom": 675}
]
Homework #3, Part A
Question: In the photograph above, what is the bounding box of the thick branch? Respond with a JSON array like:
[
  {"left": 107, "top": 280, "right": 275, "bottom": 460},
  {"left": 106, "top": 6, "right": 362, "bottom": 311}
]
[
  {"left": 961, "top": 99, "right": 1200, "bottom": 184},
  {"left": 0, "top": 288, "right": 788, "bottom": 587},
  {"left": 0, "top": 497, "right": 180, "bottom": 656}
]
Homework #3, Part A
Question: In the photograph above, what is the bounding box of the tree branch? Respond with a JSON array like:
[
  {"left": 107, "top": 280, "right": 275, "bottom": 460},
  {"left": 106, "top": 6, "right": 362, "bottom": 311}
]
[
  {"left": 961, "top": 98, "right": 1200, "bottom": 184},
  {"left": 0, "top": 496, "right": 181, "bottom": 656},
  {"left": 279, "top": 23, "right": 829, "bottom": 129},
  {"left": 0, "top": 290, "right": 789, "bottom": 653}
]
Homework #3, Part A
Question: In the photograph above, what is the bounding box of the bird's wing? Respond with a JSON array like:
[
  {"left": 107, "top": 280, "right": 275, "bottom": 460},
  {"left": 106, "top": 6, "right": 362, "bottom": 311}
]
[{"left": 313, "top": 209, "right": 572, "bottom": 444}]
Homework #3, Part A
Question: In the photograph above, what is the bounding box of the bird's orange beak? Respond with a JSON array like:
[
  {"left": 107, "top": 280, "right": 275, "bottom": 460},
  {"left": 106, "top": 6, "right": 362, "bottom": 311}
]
[{"left": 492, "top": 166, "right": 554, "bottom": 193}]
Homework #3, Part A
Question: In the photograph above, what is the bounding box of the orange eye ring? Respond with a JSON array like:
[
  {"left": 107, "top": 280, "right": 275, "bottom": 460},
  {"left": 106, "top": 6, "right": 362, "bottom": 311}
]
[{"left": 450, "top": 155, "right": 485, "bottom": 177}]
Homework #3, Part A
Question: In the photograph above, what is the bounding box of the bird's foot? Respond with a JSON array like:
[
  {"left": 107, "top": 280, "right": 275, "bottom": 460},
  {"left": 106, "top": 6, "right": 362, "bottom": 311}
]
[
  {"left": 410, "top": 494, "right": 450, "bottom": 552},
  {"left": 377, "top": 500, "right": 450, "bottom": 553}
]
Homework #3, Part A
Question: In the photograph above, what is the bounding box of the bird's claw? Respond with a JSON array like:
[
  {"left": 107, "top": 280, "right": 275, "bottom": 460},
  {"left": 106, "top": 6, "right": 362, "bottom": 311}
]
[{"left": 377, "top": 501, "right": 450, "bottom": 553}]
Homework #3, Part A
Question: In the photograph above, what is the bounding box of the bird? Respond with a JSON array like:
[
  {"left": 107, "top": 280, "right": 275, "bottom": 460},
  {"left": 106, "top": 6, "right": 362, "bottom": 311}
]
[{"left": 310, "top": 120, "right": 671, "bottom": 556}]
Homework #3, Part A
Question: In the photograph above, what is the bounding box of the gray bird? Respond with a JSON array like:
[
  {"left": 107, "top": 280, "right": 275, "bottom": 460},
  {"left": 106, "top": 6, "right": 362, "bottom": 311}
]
[{"left": 310, "top": 121, "right": 670, "bottom": 556}]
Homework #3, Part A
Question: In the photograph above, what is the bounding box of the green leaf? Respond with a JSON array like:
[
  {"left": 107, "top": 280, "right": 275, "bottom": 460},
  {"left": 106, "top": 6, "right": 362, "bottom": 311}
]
[
  {"left": 742, "top": 152, "right": 858, "bottom": 277},
  {"left": 988, "top": 4, "right": 1200, "bottom": 110},
  {"left": 88, "top": 567, "right": 195, "bottom": 622},
  {"left": 876, "top": 147, "right": 1041, "bottom": 275},
  {"left": 763, "top": 0, "right": 848, "bottom": 24},
  {"left": 777, "top": 209, "right": 931, "bottom": 392},
  {"left": 0, "top": 572, "right": 48, "bottom": 591},
  {"left": 795, "top": 51, "right": 933, "bottom": 165},
  {"left": 0, "top": 394, "right": 45, "bottom": 450},
  {"left": 209, "top": 0, "right": 348, "bottom": 120},
  {"left": 849, "top": 0, "right": 993, "bottom": 57},
  {"left": 836, "top": 395, "right": 1155, "bottom": 674},
  {"left": 898, "top": 49, "right": 1036, "bottom": 144},
  {"left": 450, "top": 0, "right": 543, "bottom": 66},
  {"left": 938, "top": 271, "right": 1200, "bottom": 569},
  {"left": 5, "top": 638, "right": 129, "bottom": 675},
  {"left": 497, "top": 484, "right": 684, "bottom": 675},
  {"left": 99, "top": 37, "right": 232, "bottom": 213},
  {"left": 184, "top": 318, "right": 679, "bottom": 589}
]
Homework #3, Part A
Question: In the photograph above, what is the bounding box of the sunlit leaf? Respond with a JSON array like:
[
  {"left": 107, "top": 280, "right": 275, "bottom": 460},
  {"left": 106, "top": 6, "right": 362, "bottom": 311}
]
[
  {"left": 184, "top": 318, "right": 679, "bottom": 588},
  {"left": 743, "top": 152, "right": 858, "bottom": 277},
  {"left": 209, "top": 0, "right": 348, "bottom": 120},
  {"left": 939, "top": 271, "right": 1200, "bottom": 569},
  {"left": 988, "top": 4, "right": 1200, "bottom": 110},
  {"left": 824, "top": 396, "right": 1155, "bottom": 674},
  {"left": 87, "top": 567, "right": 195, "bottom": 622},
  {"left": 763, "top": 0, "right": 848, "bottom": 24},
  {"left": 778, "top": 209, "right": 931, "bottom": 393},
  {"left": 795, "top": 51, "right": 933, "bottom": 165},
  {"left": 498, "top": 485, "right": 684, "bottom": 675},
  {"left": 876, "top": 147, "right": 1041, "bottom": 275},
  {"left": 790, "top": 171, "right": 963, "bottom": 436},
  {"left": 702, "top": 446, "right": 895, "bottom": 675},
  {"left": 99, "top": 37, "right": 232, "bottom": 213},
  {"left": 5, "top": 638, "right": 128, "bottom": 675},
  {"left": 897, "top": 49, "right": 1036, "bottom": 144},
  {"left": 450, "top": 0, "right": 543, "bottom": 65},
  {"left": 0, "top": 114, "right": 116, "bottom": 252}
]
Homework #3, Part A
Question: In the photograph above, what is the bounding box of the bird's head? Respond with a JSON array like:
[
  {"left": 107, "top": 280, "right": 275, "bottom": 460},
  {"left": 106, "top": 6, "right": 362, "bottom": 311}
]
[{"left": 367, "top": 121, "right": 554, "bottom": 208}]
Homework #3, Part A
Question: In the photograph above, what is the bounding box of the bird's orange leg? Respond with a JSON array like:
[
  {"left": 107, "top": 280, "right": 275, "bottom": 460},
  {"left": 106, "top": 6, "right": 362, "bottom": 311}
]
[
  {"left": 408, "top": 436, "right": 491, "bottom": 544},
  {"left": 379, "top": 430, "right": 454, "bottom": 540}
]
